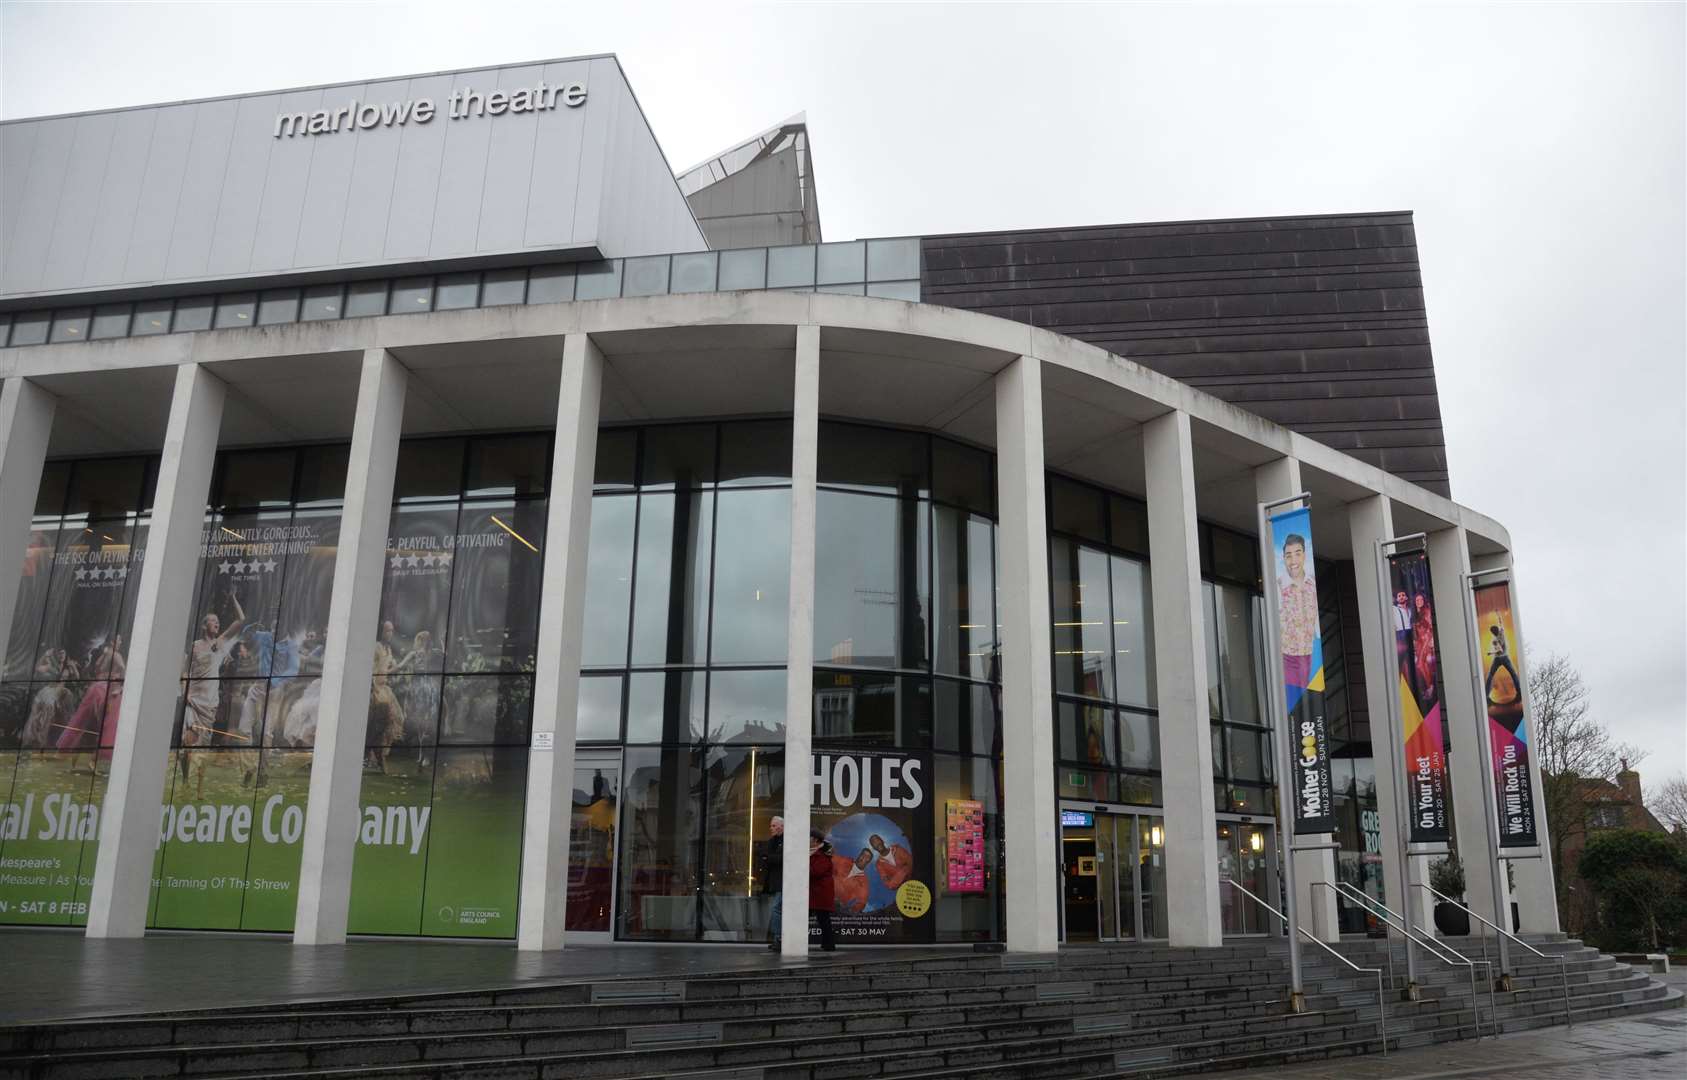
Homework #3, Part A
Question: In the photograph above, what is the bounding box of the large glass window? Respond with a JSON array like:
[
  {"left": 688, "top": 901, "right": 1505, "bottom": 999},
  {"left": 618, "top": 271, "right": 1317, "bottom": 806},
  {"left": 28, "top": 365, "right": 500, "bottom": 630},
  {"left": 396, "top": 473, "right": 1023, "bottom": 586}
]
[
  {"left": 0, "top": 456, "right": 154, "bottom": 927},
  {"left": 583, "top": 422, "right": 794, "bottom": 942},
  {"left": 1047, "top": 475, "right": 1158, "bottom": 811},
  {"left": 1203, "top": 539, "right": 1274, "bottom": 816}
]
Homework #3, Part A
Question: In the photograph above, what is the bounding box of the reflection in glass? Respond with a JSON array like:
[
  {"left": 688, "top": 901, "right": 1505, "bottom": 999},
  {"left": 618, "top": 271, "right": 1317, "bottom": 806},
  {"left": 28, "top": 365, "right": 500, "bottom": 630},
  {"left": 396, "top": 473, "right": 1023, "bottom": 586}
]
[
  {"left": 577, "top": 674, "right": 623, "bottom": 742},
  {"left": 717, "top": 421, "right": 791, "bottom": 486},
  {"left": 707, "top": 669, "right": 785, "bottom": 743},
  {"left": 1216, "top": 584, "right": 1263, "bottom": 726},
  {"left": 1202, "top": 583, "right": 1223, "bottom": 719},
  {"left": 812, "top": 670, "right": 930, "bottom": 747},
  {"left": 440, "top": 674, "right": 532, "bottom": 745},
  {"left": 617, "top": 746, "right": 703, "bottom": 940},
  {"left": 932, "top": 507, "right": 995, "bottom": 680},
  {"left": 817, "top": 422, "right": 928, "bottom": 496},
  {"left": 1137, "top": 815, "right": 1168, "bottom": 939},
  {"left": 1119, "top": 710, "right": 1160, "bottom": 770},
  {"left": 709, "top": 490, "right": 789, "bottom": 664},
  {"left": 569, "top": 763, "right": 619, "bottom": 931},
  {"left": 933, "top": 678, "right": 998, "bottom": 757},
  {"left": 814, "top": 491, "right": 928, "bottom": 669},
  {"left": 625, "top": 671, "right": 703, "bottom": 744},
  {"left": 1110, "top": 556, "right": 1154, "bottom": 707},
  {"left": 1057, "top": 699, "right": 1115, "bottom": 766},
  {"left": 630, "top": 493, "right": 712, "bottom": 666},
  {"left": 1051, "top": 540, "right": 1112, "bottom": 700},
  {"left": 447, "top": 502, "right": 548, "bottom": 670},
  {"left": 581, "top": 496, "right": 635, "bottom": 667},
  {"left": 640, "top": 425, "right": 716, "bottom": 489},
  {"left": 700, "top": 746, "right": 783, "bottom": 940}
]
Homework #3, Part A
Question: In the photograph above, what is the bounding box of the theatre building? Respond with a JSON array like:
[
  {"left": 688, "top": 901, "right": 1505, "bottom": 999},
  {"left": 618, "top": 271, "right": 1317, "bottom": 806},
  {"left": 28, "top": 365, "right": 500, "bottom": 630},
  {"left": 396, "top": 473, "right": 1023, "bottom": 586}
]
[{"left": 0, "top": 56, "right": 1557, "bottom": 954}]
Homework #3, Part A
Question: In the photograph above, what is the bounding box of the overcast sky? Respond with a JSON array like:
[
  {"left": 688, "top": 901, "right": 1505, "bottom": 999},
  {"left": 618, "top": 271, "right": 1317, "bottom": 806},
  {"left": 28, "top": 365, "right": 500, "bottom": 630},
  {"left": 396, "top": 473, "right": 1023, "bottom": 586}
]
[{"left": 3, "top": 2, "right": 1683, "bottom": 785}]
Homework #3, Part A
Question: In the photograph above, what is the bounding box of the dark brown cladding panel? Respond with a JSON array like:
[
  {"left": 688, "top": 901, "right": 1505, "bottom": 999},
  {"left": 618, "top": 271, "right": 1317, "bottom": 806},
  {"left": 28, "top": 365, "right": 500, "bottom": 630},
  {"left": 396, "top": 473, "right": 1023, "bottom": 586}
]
[{"left": 922, "top": 212, "right": 1452, "bottom": 497}]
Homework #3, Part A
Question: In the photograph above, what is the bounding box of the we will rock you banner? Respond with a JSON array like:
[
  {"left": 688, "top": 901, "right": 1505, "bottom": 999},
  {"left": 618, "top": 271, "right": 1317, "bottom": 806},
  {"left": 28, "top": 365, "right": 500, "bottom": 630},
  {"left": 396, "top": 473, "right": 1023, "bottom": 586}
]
[
  {"left": 1387, "top": 549, "right": 1449, "bottom": 846},
  {"left": 1267, "top": 506, "right": 1335, "bottom": 835},
  {"left": 1473, "top": 582, "right": 1538, "bottom": 847}
]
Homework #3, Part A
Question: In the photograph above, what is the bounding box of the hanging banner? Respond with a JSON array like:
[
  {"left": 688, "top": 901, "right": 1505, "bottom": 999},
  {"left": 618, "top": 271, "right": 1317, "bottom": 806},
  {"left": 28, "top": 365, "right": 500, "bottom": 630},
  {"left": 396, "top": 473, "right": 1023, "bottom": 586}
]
[
  {"left": 1473, "top": 582, "right": 1538, "bottom": 847},
  {"left": 1387, "top": 549, "right": 1449, "bottom": 846},
  {"left": 1267, "top": 506, "right": 1335, "bottom": 834}
]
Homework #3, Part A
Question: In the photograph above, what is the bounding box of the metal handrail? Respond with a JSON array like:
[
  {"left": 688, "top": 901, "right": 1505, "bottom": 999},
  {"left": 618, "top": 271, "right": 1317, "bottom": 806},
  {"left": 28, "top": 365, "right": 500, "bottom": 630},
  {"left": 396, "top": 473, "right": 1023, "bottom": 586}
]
[
  {"left": 1319, "top": 881, "right": 1497, "bottom": 1039},
  {"left": 1412, "top": 882, "right": 1573, "bottom": 1028},
  {"left": 1221, "top": 879, "right": 1387, "bottom": 1054}
]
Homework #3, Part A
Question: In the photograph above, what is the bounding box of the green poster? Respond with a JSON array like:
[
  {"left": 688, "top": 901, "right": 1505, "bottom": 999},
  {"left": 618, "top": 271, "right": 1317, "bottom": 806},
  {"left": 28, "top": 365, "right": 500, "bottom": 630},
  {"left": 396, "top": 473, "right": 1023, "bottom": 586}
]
[
  {"left": 0, "top": 751, "right": 100, "bottom": 925},
  {"left": 239, "top": 750, "right": 312, "bottom": 930},
  {"left": 419, "top": 748, "right": 525, "bottom": 939},
  {"left": 151, "top": 750, "right": 260, "bottom": 929},
  {"left": 346, "top": 762, "right": 433, "bottom": 934}
]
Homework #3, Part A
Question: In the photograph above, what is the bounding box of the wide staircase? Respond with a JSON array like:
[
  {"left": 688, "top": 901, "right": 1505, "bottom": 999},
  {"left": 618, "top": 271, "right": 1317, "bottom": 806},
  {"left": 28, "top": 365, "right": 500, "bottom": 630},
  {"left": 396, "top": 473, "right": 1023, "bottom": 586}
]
[{"left": 0, "top": 936, "right": 1677, "bottom": 1080}]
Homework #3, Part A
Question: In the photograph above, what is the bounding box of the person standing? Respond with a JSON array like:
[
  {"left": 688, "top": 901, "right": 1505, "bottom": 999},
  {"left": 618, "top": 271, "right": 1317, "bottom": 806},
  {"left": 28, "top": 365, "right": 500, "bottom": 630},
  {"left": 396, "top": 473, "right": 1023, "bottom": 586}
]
[
  {"left": 761, "top": 816, "right": 785, "bottom": 951},
  {"left": 808, "top": 828, "right": 836, "bottom": 952},
  {"left": 1277, "top": 534, "right": 1318, "bottom": 690}
]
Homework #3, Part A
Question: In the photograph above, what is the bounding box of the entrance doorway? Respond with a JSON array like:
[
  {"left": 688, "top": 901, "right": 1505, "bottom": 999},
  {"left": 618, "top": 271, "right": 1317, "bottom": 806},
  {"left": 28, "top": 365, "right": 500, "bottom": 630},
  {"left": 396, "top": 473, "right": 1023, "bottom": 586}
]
[
  {"left": 1215, "top": 820, "right": 1275, "bottom": 935},
  {"left": 565, "top": 753, "right": 621, "bottom": 943},
  {"left": 1059, "top": 808, "right": 1168, "bottom": 942}
]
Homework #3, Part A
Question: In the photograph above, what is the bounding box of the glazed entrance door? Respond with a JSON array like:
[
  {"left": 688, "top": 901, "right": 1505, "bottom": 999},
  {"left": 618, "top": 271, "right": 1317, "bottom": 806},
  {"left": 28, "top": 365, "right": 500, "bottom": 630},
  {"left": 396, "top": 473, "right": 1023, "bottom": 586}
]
[
  {"left": 1061, "top": 811, "right": 1136, "bottom": 942},
  {"left": 565, "top": 754, "right": 620, "bottom": 941}
]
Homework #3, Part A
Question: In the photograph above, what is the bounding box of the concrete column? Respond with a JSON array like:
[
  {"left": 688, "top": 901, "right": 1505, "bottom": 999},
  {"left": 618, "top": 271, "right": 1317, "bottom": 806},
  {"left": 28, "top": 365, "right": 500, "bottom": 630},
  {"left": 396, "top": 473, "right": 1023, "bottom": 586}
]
[
  {"left": 1347, "top": 494, "right": 1434, "bottom": 934},
  {"left": 1493, "top": 554, "right": 1560, "bottom": 934},
  {"left": 996, "top": 355, "right": 1060, "bottom": 953},
  {"left": 0, "top": 378, "right": 56, "bottom": 679},
  {"left": 1428, "top": 527, "right": 1504, "bottom": 930},
  {"left": 1144, "top": 410, "right": 1222, "bottom": 947},
  {"left": 87, "top": 363, "right": 225, "bottom": 938},
  {"left": 516, "top": 335, "right": 604, "bottom": 951},
  {"left": 1254, "top": 456, "right": 1339, "bottom": 943},
  {"left": 293, "top": 350, "right": 408, "bottom": 945},
  {"left": 778, "top": 324, "right": 820, "bottom": 959}
]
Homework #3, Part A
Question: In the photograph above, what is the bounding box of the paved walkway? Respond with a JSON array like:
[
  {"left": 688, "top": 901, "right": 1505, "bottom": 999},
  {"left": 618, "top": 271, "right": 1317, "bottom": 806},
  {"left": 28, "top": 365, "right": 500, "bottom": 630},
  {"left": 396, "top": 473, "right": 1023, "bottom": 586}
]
[
  {"left": 0, "top": 928, "right": 944, "bottom": 1024},
  {"left": 1226, "top": 1008, "right": 1685, "bottom": 1079}
]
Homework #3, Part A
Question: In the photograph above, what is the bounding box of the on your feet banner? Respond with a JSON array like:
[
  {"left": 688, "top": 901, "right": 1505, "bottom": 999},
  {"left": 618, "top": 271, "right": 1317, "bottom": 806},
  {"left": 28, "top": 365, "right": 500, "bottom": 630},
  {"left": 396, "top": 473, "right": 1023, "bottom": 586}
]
[
  {"left": 1473, "top": 582, "right": 1538, "bottom": 847},
  {"left": 1387, "top": 549, "right": 1449, "bottom": 846},
  {"left": 1266, "top": 506, "right": 1335, "bottom": 835}
]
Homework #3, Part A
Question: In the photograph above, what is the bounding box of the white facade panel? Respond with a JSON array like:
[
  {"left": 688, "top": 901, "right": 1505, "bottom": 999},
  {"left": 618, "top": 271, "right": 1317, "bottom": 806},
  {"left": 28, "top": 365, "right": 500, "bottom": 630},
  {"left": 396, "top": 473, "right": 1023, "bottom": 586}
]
[
  {"left": 3, "top": 117, "right": 74, "bottom": 294},
  {"left": 42, "top": 112, "right": 117, "bottom": 291},
  {"left": 523, "top": 60, "right": 594, "bottom": 248},
  {"left": 1, "top": 56, "right": 704, "bottom": 301},
  {"left": 205, "top": 94, "right": 282, "bottom": 276},
  {"left": 336, "top": 80, "right": 409, "bottom": 267},
  {"left": 292, "top": 91, "right": 360, "bottom": 270},
  {"left": 381, "top": 75, "right": 454, "bottom": 262},
  {"left": 0, "top": 122, "right": 40, "bottom": 259},
  {"left": 123, "top": 106, "right": 198, "bottom": 285},
  {"left": 428, "top": 71, "right": 497, "bottom": 258},
  {"left": 476, "top": 64, "right": 546, "bottom": 254},
  {"left": 162, "top": 97, "right": 239, "bottom": 282},
  {"left": 249, "top": 89, "right": 326, "bottom": 271},
  {"left": 82, "top": 108, "right": 158, "bottom": 286}
]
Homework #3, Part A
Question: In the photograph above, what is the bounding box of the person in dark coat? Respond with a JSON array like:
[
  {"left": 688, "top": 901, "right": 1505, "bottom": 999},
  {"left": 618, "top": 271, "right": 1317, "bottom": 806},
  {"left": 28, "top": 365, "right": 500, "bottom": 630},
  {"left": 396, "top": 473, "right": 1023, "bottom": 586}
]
[
  {"left": 761, "top": 816, "right": 785, "bottom": 950},
  {"left": 808, "top": 828, "right": 837, "bottom": 952}
]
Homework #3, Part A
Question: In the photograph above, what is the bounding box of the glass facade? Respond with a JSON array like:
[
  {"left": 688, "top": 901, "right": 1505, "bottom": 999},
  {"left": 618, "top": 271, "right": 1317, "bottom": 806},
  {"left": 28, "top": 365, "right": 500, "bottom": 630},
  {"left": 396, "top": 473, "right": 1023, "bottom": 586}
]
[
  {"left": 810, "top": 422, "right": 1003, "bottom": 943},
  {"left": 1047, "top": 475, "right": 1159, "bottom": 809},
  {"left": 0, "top": 456, "right": 155, "bottom": 926},
  {"left": 0, "top": 419, "right": 1372, "bottom": 944},
  {"left": 582, "top": 420, "right": 794, "bottom": 942}
]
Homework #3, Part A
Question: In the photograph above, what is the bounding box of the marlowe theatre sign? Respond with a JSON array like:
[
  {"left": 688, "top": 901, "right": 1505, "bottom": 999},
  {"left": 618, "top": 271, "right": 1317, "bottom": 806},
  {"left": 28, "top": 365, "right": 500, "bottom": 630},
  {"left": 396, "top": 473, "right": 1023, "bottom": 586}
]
[{"left": 274, "top": 79, "right": 587, "bottom": 139}]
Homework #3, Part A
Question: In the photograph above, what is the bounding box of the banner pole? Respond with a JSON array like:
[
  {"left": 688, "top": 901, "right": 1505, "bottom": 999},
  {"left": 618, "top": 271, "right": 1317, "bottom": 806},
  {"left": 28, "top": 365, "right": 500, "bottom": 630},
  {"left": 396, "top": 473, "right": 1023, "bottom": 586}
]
[
  {"left": 1258, "top": 498, "right": 1306, "bottom": 1013},
  {"left": 1373, "top": 538, "right": 1421, "bottom": 996},
  {"left": 1462, "top": 572, "right": 1514, "bottom": 986}
]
